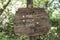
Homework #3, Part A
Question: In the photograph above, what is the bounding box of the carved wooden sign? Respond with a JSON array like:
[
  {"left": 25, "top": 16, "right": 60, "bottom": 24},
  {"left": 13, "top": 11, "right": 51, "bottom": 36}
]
[{"left": 14, "top": 8, "right": 51, "bottom": 36}]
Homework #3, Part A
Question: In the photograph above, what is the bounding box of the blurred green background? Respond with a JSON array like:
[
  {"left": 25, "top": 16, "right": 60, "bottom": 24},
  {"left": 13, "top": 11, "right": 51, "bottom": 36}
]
[{"left": 0, "top": 0, "right": 60, "bottom": 40}]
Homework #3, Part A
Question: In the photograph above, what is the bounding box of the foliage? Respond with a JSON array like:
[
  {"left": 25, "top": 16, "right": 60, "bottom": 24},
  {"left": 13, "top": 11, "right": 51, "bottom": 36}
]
[{"left": 0, "top": 0, "right": 60, "bottom": 40}]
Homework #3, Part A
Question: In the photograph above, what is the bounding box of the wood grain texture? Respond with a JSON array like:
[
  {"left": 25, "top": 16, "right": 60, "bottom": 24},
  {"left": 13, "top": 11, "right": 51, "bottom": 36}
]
[{"left": 14, "top": 8, "right": 51, "bottom": 36}]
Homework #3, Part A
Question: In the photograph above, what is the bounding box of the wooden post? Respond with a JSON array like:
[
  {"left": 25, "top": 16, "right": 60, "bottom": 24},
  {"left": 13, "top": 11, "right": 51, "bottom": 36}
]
[
  {"left": 27, "top": 0, "right": 36, "bottom": 40},
  {"left": 29, "top": 36, "right": 36, "bottom": 40},
  {"left": 27, "top": 0, "right": 33, "bottom": 8}
]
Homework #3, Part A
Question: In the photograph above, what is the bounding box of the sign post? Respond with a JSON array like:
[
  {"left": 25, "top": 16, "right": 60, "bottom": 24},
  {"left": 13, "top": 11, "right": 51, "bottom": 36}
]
[{"left": 14, "top": 0, "right": 51, "bottom": 40}]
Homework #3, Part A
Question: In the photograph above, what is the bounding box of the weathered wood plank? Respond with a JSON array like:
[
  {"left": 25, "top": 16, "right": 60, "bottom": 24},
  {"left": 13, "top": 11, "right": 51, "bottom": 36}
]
[{"left": 14, "top": 8, "right": 51, "bottom": 36}]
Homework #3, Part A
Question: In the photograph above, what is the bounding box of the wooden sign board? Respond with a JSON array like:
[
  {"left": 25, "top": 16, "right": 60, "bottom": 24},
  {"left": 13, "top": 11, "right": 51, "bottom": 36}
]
[{"left": 14, "top": 8, "right": 51, "bottom": 36}]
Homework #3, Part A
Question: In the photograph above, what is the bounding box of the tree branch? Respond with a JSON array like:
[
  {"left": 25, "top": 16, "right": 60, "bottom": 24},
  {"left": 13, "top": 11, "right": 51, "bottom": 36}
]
[
  {"left": 0, "top": 0, "right": 11, "bottom": 15},
  {"left": 48, "top": 0, "right": 54, "bottom": 7}
]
